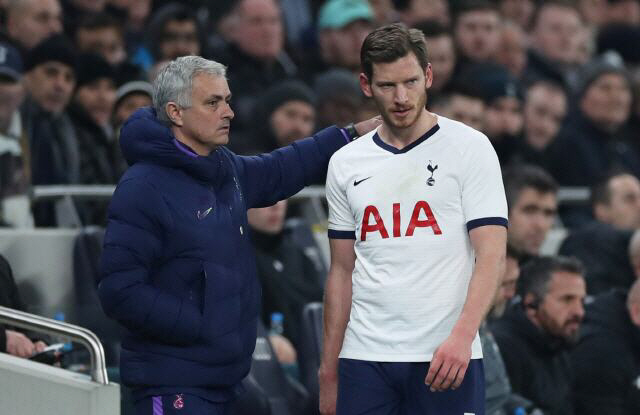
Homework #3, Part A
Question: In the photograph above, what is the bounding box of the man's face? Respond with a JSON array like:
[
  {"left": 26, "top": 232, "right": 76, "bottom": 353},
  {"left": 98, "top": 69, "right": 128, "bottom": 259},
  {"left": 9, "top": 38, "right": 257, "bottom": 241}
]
[
  {"left": 247, "top": 199, "right": 287, "bottom": 234},
  {"left": 177, "top": 74, "right": 234, "bottom": 154},
  {"left": 270, "top": 100, "right": 315, "bottom": 147},
  {"left": 7, "top": 0, "right": 62, "bottom": 50},
  {"left": 74, "top": 78, "right": 116, "bottom": 127},
  {"left": 454, "top": 10, "right": 501, "bottom": 62},
  {"left": 484, "top": 96, "right": 523, "bottom": 138},
  {"left": 425, "top": 35, "right": 455, "bottom": 91},
  {"left": 24, "top": 61, "right": 75, "bottom": 115},
  {"left": 401, "top": 0, "right": 450, "bottom": 26},
  {"left": 442, "top": 94, "right": 485, "bottom": 131},
  {"left": 496, "top": 24, "right": 527, "bottom": 77},
  {"left": 532, "top": 5, "right": 582, "bottom": 65},
  {"left": 160, "top": 19, "right": 200, "bottom": 61},
  {"left": 606, "top": 0, "right": 640, "bottom": 25},
  {"left": 532, "top": 271, "right": 586, "bottom": 343},
  {"left": 508, "top": 188, "right": 557, "bottom": 255},
  {"left": 114, "top": 92, "right": 152, "bottom": 127},
  {"left": 233, "top": 0, "right": 283, "bottom": 61},
  {"left": 492, "top": 256, "right": 520, "bottom": 317},
  {"left": 596, "top": 174, "right": 640, "bottom": 230},
  {"left": 0, "top": 80, "right": 24, "bottom": 130},
  {"left": 360, "top": 53, "right": 431, "bottom": 130},
  {"left": 580, "top": 73, "right": 632, "bottom": 132},
  {"left": 524, "top": 84, "right": 566, "bottom": 150},
  {"left": 320, "top": 20, "right": 373, "bottom": 71},
  {"left": 76, "top": 27, "right": 126, "bottom": 65}
]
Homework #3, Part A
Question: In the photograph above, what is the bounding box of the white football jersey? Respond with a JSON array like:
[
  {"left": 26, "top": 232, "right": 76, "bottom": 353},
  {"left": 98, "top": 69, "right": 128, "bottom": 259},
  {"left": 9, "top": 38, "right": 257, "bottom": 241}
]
[{"left": 326, "top": 115, "right": 508, "bottom": 362}]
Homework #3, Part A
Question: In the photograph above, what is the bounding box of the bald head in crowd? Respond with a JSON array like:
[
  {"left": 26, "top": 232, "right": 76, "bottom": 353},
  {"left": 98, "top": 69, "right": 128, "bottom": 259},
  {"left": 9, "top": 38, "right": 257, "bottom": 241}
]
[{"left": 6, "top": 0, "right": 62, "bottom": 50}]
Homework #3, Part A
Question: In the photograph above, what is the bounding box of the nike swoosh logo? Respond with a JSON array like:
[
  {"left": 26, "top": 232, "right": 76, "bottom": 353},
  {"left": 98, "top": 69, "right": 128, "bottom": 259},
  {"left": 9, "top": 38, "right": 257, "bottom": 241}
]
[
  {"left": 353, "top": 177, "right": 372, "bottom": 186},
  {"left": 197, "top": 207, "right": 213, "bottom": 220}
]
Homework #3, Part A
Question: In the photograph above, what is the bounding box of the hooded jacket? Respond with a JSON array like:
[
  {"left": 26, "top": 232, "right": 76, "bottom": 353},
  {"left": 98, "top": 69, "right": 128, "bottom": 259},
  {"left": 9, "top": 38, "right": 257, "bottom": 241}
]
[
  {"left": 491, "top": 304, "right": 575, "bottom": 415},
  {"left": 98, "top": 107, "right": 347, "bottom": 401},
  {"left": 570, "top": 289, "right": 640, "bottom": 415}
]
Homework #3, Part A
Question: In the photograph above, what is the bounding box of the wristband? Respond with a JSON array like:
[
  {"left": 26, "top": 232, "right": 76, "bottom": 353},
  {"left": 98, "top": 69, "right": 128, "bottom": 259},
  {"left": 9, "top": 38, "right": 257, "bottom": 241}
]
[{"left": 343, "top": 123, "right": 359, "bottom": 141}]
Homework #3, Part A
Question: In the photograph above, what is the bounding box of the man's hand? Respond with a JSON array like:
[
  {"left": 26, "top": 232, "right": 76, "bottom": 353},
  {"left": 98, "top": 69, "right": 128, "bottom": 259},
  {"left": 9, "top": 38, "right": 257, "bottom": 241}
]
[
  {"left": 354, "top": 115, "right": 382, "bottom": 137},
  {"left": 424, "top": 331, "right": 473, "bottom": 392},
  {"left": 318, "top": 364, "right": 339, "bottom": 415},
  {"left": 6, "top": 330, "right": 37, "bottom": 358}
]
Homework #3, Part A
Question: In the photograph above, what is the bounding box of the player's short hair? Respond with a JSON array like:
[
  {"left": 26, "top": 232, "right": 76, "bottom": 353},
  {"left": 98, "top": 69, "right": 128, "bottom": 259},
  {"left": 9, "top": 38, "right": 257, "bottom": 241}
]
[
  {"left": 153, "top": 56, "right": 226, "bottom": 125},
  {"left": 502, "top": 165, "right": 557, "bottom": 212},
  {"left": 360, "top": 22, "right": 428, "bottom": 81},
  {"left": 517, "top": 256, "right": 584, "bottom": 305},
  {"left": 590, "top": 169, "right": 634, "bottom": 208}
]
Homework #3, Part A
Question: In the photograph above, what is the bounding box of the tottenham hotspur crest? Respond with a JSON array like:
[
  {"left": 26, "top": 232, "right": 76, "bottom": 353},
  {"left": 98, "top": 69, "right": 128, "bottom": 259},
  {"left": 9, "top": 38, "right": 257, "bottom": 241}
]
[{"left": 427, "top": 160, "right": 438, "bottom": 186}]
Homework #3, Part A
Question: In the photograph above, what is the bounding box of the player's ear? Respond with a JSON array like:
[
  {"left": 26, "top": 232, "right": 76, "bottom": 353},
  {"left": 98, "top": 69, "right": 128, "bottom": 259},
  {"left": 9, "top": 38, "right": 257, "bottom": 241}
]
[
  {"left": 165, "top": 102, "right": 184, "bottom": 127},
  {"left": 360, "top": 73, "right": 373, "bottom": 98},
  {"left": 425, "top": 63, "right": 433, "bottom": 89}
]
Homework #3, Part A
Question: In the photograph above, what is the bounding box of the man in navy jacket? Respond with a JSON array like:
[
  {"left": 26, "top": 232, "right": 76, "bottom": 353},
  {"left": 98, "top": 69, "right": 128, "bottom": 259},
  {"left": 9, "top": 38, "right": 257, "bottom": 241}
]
[{"left": 98, "top": 55, "right": 376, "bottom": 414}]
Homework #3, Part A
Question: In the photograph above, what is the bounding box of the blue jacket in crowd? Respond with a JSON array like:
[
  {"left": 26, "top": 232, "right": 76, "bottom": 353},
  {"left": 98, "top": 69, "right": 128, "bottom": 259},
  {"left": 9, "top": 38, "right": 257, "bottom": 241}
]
[{"left": 98, "top": 107, "right": 348, "bottom": 401}]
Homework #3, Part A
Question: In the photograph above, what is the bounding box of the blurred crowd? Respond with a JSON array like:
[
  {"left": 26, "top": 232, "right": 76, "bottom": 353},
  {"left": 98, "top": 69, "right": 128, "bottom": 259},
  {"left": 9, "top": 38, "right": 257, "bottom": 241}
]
[{"left": 0, "top": 0, "right": 639, "bottom": 414}]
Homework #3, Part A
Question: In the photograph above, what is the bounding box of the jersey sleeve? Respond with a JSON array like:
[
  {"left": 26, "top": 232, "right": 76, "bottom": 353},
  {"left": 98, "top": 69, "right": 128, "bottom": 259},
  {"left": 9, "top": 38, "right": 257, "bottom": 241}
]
[
  {"left": 461, "top": 135, "right": 508, "bottom": 231},
  {"left": 326, "top": 156, "right": 356, "bottom": 239}
]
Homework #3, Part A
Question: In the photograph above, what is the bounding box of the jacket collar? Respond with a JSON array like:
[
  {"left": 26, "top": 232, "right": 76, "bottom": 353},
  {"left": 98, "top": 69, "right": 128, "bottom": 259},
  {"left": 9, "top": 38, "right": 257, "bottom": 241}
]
[{"left": 119, "top": 107, "right": 229, "bottom": 185}]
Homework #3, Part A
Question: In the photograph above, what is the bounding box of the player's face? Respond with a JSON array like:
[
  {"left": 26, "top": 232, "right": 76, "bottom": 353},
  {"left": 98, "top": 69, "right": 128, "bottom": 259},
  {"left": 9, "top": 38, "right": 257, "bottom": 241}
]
[
  {"left": 178, "top": 74, "right": 234, "bottom": 154},
  {"left": 534, "top": 271, "right": 585, "bottom": 343},
  {"left": 508, "top": 188, "right": 557, "bottom": 255},
  {"left": 360, "top": 53, "right": 431, "bottom": 130}
]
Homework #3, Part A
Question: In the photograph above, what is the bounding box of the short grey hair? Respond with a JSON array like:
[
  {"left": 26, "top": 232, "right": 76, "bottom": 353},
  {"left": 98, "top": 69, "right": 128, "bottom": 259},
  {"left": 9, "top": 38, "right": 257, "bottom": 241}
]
[{"left": 152, "top": 56, "right": 227, "bottom": 124}]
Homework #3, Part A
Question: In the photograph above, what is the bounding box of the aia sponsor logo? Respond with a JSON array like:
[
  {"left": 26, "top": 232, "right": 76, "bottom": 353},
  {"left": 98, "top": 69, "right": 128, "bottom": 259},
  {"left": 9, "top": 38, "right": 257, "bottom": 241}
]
[{"left": 360, "top": 201, "right": 442, "bottom": 241}]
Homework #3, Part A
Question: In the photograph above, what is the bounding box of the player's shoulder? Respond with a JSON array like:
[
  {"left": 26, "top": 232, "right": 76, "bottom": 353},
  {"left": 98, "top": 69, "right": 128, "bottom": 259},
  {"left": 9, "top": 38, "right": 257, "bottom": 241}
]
[
  {"left": 330, "top": 128, "right": 377, "bottom": 164},
  {"left": 436, "top": 115, "right": 493, "bottom": 153}
]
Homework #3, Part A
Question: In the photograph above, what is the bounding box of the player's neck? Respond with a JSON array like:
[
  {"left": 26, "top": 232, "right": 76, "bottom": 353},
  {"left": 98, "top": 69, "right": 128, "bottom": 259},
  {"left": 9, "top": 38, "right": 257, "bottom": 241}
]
[{"left": 380, "top": 110, "right": 438, "bottom": 150}]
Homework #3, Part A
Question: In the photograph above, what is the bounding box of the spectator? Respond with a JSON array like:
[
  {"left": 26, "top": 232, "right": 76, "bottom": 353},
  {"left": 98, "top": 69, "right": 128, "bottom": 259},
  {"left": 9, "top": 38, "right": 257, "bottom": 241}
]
[
  {"left": 0, "top": 254, "right": 47, "bottom": 358},
  {"left": 75, "top": 12, "right": 127, "bottom": 66},
  {"left": 452, "top": 0, "right": 501, "bottom": 69},
  {"left": 415, "top": 20, "right": 456, "bottom": 95},
  {"left": 70, "top": 53, "right": 119, "bottom": 185},
  {"left": 22, "top": 34, "right": 78, "bottom": 186},
  {"left": 0, "top": 42, "right": 31, "bottom": 227},
  {"left": 230, "top": 80, "right": 316, "bottom": 155},
  {"left": 523, "top": 1, "right": 584, "bottom": 87},
  {"left": 146, "top": 3, "right": 202, "bottom": 64},
  {"left": 313, "top": 68, "right": 364, "bottom": 129},
  {"left": 430, "top": 85, "right": 485, "bottom": 131},
  {"left": 481, "top": 245, "right": 535, "bottom": 415},
  {"left": 511, "top": 80, "right": 567, "bottom": 169},
  {"left": 247, "top": 199, "right": 324, "bottom": 353},
  {"left": 61, "top": 0, "right": 107, "bottom": 35},
  {"left": 549, "top": 52, "right": 638, "bottom": 186},
  {"left": 112, "top": 80, "right": 152, "bottom": 130},
  {"left": 491, "top": 256, "right": 587, "bottom": 415},
  {"left": 558, "top": 172, "right": 638, "bottom": 295},
  {"left": 465, "top": 63, "right": 523, "bottom": 163},
  {"left": 592, "top": 171, "right": 640, "bottom": 230},
  {"left": 503, "top": 165, "right": 558, "bottom": 258},
  {"left": 495, "top": 21, "right": 528, "bottom": 79},
  {"left": 368, "top": 0, "right": 397, "bottom": 24},
  {"left": 211, "top": 0, "right": 296, "bottom": 134},
  {"left": 596, "top": 24, "right": 640, "bottom": 71},
  {"left": 496, "top": 0, "right": 535, "bottom": 30},
  {"left": 392, "top": 0, "right": 450, "bottom": 27},
  {"left": 5, "top": 0, "right": 62, "bottom": 53},
  {"left": 570, "top": 280, "right": 640, "bottom": 414},
  {"left": 315, "top": 0, "right": 375, "bottom": 75}
]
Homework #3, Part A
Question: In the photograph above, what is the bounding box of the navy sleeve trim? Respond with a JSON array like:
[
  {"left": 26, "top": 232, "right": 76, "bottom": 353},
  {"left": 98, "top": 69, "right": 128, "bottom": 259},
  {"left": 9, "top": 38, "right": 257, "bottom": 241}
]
[
  {"left": 466, "top": 217, "right": 509, "bottom": 231},
  {"left": 328, "top": 229, "right": 357, "bottom": 239}
]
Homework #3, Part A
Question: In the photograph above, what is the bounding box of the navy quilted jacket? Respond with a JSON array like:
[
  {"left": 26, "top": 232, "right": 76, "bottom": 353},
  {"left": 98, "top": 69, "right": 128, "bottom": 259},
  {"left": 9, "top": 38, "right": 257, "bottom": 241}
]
[{"left": 98, "top": 108, "right": 347, "bottom": 399}]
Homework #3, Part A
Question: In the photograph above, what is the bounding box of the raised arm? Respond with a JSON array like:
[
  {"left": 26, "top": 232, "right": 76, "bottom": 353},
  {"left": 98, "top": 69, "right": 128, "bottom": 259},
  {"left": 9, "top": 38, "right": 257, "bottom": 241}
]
[
  {"left": 318, "top": 238, "right": 355, "bottom": 415},
  {"left": 425, "top": 225, "right": 507, "bottom": 391}
]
